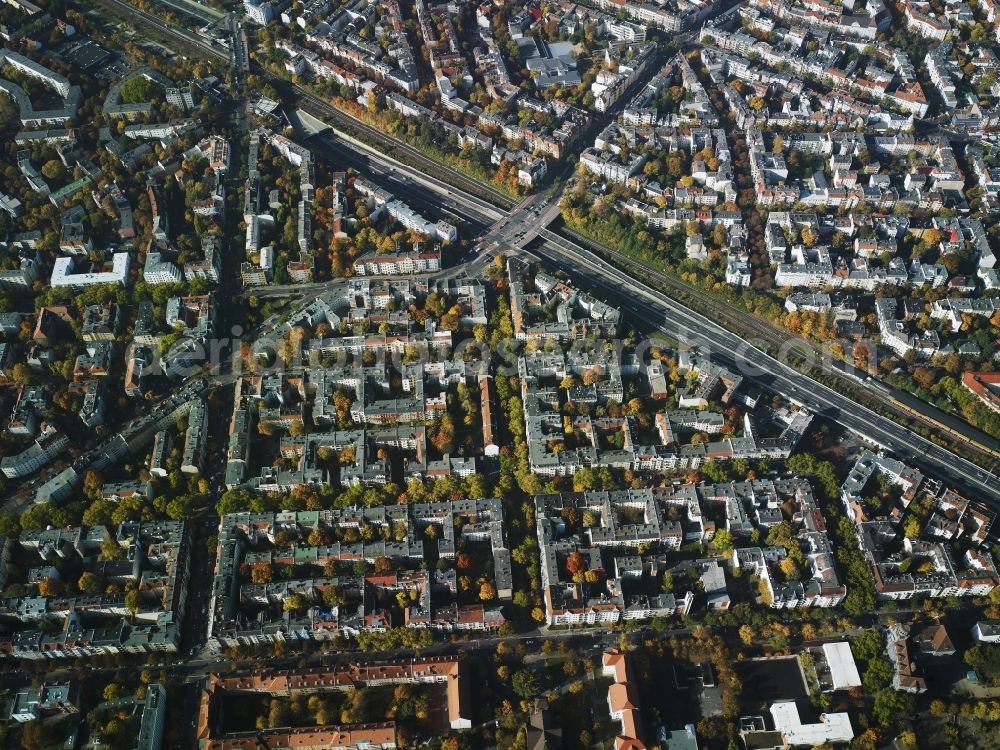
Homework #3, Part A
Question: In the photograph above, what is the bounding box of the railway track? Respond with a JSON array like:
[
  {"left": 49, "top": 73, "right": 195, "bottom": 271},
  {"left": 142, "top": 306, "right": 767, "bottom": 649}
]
[
  {"left": 551, "top": 224, "right": 1000, "bottom": 463},
  {"left": 98, "top": 0, "right": 230, "bottom": 62},
  {"left": 289, "top": 86, "right": 516, "bottom": 211},
  {"left": 98, "top": 0, "right": 516, "bottom": 210},
  {"left": 93, "top": 0, "right": 999, "bottom": 467}
]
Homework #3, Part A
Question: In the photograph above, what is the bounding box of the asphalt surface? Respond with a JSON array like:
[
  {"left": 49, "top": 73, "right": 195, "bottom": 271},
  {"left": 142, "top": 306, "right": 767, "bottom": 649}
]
[
  {"left": 525, "top": 232, "right": 1000, "bottom": 505},
  {"left": 308, "top": 124, "right": 1000, "bottom": 505}
]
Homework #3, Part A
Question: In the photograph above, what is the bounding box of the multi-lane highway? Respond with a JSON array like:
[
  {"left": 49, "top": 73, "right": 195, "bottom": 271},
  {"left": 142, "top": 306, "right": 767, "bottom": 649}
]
[
  {"left": 298, "top": 122, "right": 1000, "bottom": 503},
  {"left": 301, "top": 123, "right": 1000, "bottom": 501},
  {"left": 99, "top": 0, "right": 231, "bottom": 62},
  {"left": 552, "top": 223, "right": 1000, "bottom": 459},
  {"left": 95, "top": 0, "right": 999, "bottom": 499},
  {"left": 525, "top": 231, "right": 1000, "bottom": 504}
]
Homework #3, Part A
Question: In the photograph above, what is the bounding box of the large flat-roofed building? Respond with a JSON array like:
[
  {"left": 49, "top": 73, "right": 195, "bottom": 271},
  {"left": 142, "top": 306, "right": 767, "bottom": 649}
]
[
  {"left": 181, "top": 399, "right": 208, "bottom": 474},
  {"left": 770, "top": 701, "right": 854, "bottom": 746},
  {"left": 135, "top": 683, "right": 167, "bottom": 750},
  {"left": 197, "top": 657, "right": 471, "bottom": 748},
  {"left": 51, "top": 254, "right": 130, "bottom": 287},
  {"left": 821, "top": 642, "right": 862, "bottom": 691}
]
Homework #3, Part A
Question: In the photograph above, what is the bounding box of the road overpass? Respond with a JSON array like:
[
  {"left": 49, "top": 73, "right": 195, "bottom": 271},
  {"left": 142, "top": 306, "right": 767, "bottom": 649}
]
[{"left": 95, "top": 0, "right": 999, "bottom": 502}]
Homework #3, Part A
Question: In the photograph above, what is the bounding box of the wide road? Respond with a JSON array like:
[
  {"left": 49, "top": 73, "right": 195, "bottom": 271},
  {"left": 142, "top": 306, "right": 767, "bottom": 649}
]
[
  {"left": 312, "top": 120, "right": 999, "bottom": 474},
  {"left": 98, "top": 0, "right": 230, "bottom": 63},
  {"left": 302, "top": 117, "right": 1000, "bottom": 501},
  {"left": 95, "top": 0, "right": 999, "bottom": 490},
  {"left": 524, "top": 232, "right": 1000, "bottom": 505}
]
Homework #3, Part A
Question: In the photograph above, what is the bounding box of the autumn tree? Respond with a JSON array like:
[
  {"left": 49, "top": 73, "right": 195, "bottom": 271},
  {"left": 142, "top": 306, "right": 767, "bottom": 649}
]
[
  {"left": 284, "top": 593, "right": 310, "bottom": 613},
  {"left": 78, "top": 572, "right": 102, "bottom": 594},
  {"left": 38, "top": 577, "right": 63, "bottom": 597},
  {"left": 479, "top": 581, "right": 497, "bottom": 601},
  {"left": 250, "top": 563, "right": 273, "bottom": 584},
  {"left": 565, "top": 551, "right": 586, "bottom": 575}
]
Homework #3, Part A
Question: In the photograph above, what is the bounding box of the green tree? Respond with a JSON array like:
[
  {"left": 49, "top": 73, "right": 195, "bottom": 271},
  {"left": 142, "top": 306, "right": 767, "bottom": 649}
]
[
  {"left": 284, "top": 593, "right": 310, "bottom": 613},
  {"left": 862, "top": 657, "right": 893, "bottom": 692},
  {"left": 511, "top": 670, "right": 538, "bottom": 698},
  {"left": 41, "top": 160, "right": 66, "bottom": 181},
  {"left": 965, "top": 644, "right": 1000, "bottom": 685},
  {"left": 872, "top": 688, "right": 912, "bottom": 727},
  {"left": 119, "top": 75, "right": 161, "bottom": 104},
  {"left": 78, "top": 572, "right": 102, "bottom": 594},
  {"left": 709, "top": 529, "right": 734, "bottom": 554},
  {"left": 100, "top": 536, "right": 124, "bottom": 561}
]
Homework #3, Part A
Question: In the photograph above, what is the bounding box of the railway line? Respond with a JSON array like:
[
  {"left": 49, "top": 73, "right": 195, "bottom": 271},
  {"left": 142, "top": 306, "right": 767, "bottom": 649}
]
[
  {"left": 99, "top": 0, "right": 230, "bottom": 62},
  {"left": 97, "top": 0, "right": 515, "bottom": 209},
  {"left": 289, "top": 85, "right": 516, "bottom": 210},
  {"left": 528, "top": 232, "right": 1000, "bottom": 504},
  {"left": 94, "top": 0, "right": 999, "bottom": 474},
  {"left": 551, "top": 224, "right": 1000, "bottom": 464}
]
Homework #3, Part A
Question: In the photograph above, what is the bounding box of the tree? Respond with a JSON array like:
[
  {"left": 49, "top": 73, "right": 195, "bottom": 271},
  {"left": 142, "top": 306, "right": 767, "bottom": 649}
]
[
  {"left": 739, "top": 624, "right": 755, "bottom": 646},
  {"left": 78, "top": 572, "right": 102, "bottom": 594},
  {"left": 873, "top": 688, "right": 912, "bottom": 727},
  {"left": 38, "top": 577, "right": 63, "bottom": 597},
  {"left": 103, "top": 683, "right": 123, "bottom": 701},
  {"left": 21, "top": 718, "right": 60, "bottom": 750},
  {"left": 863, "top": 657, "right": 893, "bottom": 692},
  {"left": 511, "top": 670, "right": 538, "bottom": 698},
  {"left": 284, "top": 593, "right": 310, "bottom": 613},
  {"left": 0, "top": 511, "right": 20, "bottom": 539},
  {"left": 965, "top": 644, "right": 1000, "bottom": 685},
  {"left": 308, "top": 528, "right": 330, "bottom": 547},
  {"left": 100, "top": 536, "right": 123, "bottom": 561},
  {"left": 778, "top": 555, "right": 803, "bottom": 580},
  {"left": 709, "top": 529, "right": 734, "bottom": 554},
  {"left": 479, "top": 582, "right": 497, "bottom": 601},
  {"left": 269, "top": 698, "right": 291, "bottom": 728},
  {"left": 119, "top": 75, "right": 161, "bottom": 104},
  {"left": 565, "top": 551, "right": 586, "bottom": 575},
  {"left": 852, "top": 630, "right": 883, "bottom": 663},
  {"left": 766, "top": 522, "right": 796, "bottom": 550},
  {"left": 913, "top": 367, "right": 936, "bottom": 390},
  {"left": 83, "top": 470, "right": 104, "bottom": 498},
  {"left": 167, "top": 495, "right": 198, "bottom": 520},
  {"left": 10, "top": 362, "right": 32, "bottom": 385},
  {"left": 250, "top": 563, "right": 272, "bottom": 584},
  {"left": 41, "top": 159, "right": 66, "bottom": 181}
]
